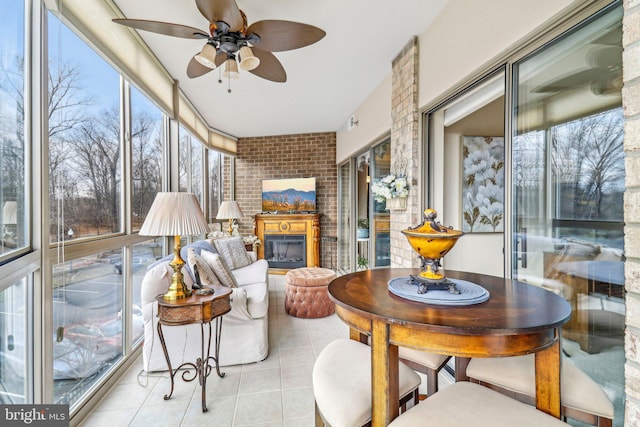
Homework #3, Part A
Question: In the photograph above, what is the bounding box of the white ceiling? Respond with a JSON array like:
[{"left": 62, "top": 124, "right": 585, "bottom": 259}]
[{"left": 112, "top": 0, "right": 450, "bottom": 138}]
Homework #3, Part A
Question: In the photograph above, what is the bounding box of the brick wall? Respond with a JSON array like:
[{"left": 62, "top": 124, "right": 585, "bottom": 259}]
[
  {"left": 233, "top": 132, "right": 338, "bottom": 268},
  {"left": 390, "top": 37, "right": 421, "bottom": 268},
  {"left": 624, "top": 0, "right": 640, "bottom": 424}
]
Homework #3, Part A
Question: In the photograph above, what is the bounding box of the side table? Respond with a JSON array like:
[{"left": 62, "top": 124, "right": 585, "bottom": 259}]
[{"left": 156, "top": 286, "right": 232, "bottom": 412}]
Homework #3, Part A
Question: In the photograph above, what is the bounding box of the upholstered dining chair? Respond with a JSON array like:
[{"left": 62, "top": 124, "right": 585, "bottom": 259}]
[
  {"left": 398, "top": 347, "right": 450, "bottom": 397},
  {"left": 312, "top": 339, "right": 421, "bottom": 427},
  {"left": 387, "top": 381, "right": 570, "bottom": 426},
  {"left": 466, "top": 354, "right": 614, "bottom": 427}
]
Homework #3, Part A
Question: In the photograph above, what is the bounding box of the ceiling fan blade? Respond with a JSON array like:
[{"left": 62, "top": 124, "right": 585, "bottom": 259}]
[
  {"left": 113, "top": 19, "right": 209, "bottom": 39},
  {"left": 249, "top": 49, "right": 286, "bottom": 83},
  {"left": 187, "top": 55, "right": 214, "bottom": 78},
  {"left": 196, "top": 0, "right": 244, "bottom": 32},
  {"left": 247, "top": 20, "right": 325, "bottom": 52},
  {"left": 186, "top": 50, "right": 227, "bottom": 78}
]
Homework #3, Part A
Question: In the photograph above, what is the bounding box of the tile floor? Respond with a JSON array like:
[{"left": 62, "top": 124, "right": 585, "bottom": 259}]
[{"left": 79, "top": 274, "right": 351, "bottom": 427}]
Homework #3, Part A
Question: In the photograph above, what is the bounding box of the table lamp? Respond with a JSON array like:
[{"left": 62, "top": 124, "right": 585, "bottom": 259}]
[
  {"left": 216, "top": 200, "right": 244, "bottom": 235},
  {"left": 139, "top": 192, "right": 210, "bottom": 300}
]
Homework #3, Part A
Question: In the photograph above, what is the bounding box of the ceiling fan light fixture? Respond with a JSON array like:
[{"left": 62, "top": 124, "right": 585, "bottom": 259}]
[
  {"left": 223, "top": 58, "right": 240, "bottom": 79},
  {"left": 195, "top": 43, "right": 217, "bottom": 69},
  {"left": 239, "top": 46, "right": 260, "bottom": 71}
]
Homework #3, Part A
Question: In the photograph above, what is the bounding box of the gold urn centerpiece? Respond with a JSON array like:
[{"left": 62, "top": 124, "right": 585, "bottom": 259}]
[{"left": 401, "top": 209, "right": 464, "bottom": 294}]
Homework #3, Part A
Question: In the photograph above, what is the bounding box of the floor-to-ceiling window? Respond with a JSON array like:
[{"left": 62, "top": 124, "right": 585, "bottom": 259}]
[
  {"left": 191, "top": 134, "right": 203, "bottom": 204},
  {"left": 178, "top": 126, "right": 190, "bottom": 193},
  {"left": 0, "top": 0, "right": 27, "bottom": 259},
  {"left": 130, "top": 85, "right": 163, "bottom": 232},
  {"left": 48, "top": 11, "right": 125, "bottom": 407},
  {"left": 208, "top": 150, "right": 223, "bottom": 221},
  {"left": 178, "top": 126, "right": 209, "bottom": 243},
  {"left": 0, "top": 0, "right": 230, "bottom": 418},
  {"left": 129, "top": 85, "right": 164, "bottom": 345},
  {"left": 0, "top": 0, "right": 29, "bottom": 405},
  {"left": 48, "top": 15, "right": 122, "bottom": 242},
  {"left": 512, "top": 5, "right": 624, "bottom": 424}
]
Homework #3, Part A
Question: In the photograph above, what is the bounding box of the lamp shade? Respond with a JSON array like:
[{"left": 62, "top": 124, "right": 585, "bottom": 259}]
[
  {"left": 216, "top": 201, "right": 244, "bottom": 220},
  {"left": 3, "top": 201, "right": 17, "bottom": 225},
  {"left": 195, "top": 43, "right": 217, "bottom": 69},
  {"left": 139, "top": 192, "right": 210, "bottom": 236},
  {"left": 223, "top": 58, "right": 240, "bottom": 79},
  {"left": 239, "top": 46, "right": 260, "bottom": 71}
]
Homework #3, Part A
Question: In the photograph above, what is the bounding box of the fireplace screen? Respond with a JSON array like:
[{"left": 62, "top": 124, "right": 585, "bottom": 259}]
[{"left": 264, "top": 234, "right": 306, "bottom": 269}]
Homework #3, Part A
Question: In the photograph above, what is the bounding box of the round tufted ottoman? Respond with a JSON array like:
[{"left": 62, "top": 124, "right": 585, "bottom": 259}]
[{"left": 285, "top": 267, "right": 337, "bottom": 318}]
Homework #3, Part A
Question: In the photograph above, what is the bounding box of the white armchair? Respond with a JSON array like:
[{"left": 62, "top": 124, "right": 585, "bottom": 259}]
[{"left": 140, "top": 242, "right": 269, "bottom": 371}]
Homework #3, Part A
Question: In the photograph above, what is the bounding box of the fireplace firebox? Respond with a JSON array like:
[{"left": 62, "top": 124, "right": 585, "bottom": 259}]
[
  {"left": 264, "top": 235, "right": 306, "bottom": 269},
  {"left": 255, "top": 213, "right": 321, "bottom": 273}
]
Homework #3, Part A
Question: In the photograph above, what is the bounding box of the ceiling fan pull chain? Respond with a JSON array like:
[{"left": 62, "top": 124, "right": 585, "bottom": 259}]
[
  {"left": 218, "top": 67, "right": 222, "bottom": 84},
  {"left": 228, "top": 75, "right": 232, "bottom": 93}
]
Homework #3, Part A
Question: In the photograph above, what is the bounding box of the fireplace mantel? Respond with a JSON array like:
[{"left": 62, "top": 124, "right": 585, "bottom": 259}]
[{"left": 255, "top": 213, "right": 321, "bottom": 274}]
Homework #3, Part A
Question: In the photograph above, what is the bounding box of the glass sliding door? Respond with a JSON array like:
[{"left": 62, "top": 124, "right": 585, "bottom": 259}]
[
  {"left": 426, "top": 71, "right": 505, "bottom": 276},
  {"left": 355, "top": 153, "right": 370, "bottom": 270},
  {"left": 512, "top": 5, "right": 624, "bottom": 425},
  {"left": 337, "top": 161, "right": 352, "bottom": 273},
  {"left": 370, "top": 139, "right": 391, "bottom": 267},
  {"left": 352, "top": 138, "right": 391, "bottom": 271}
]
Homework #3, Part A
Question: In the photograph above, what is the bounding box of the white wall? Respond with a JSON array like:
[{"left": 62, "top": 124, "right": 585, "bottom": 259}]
[
  {"left": 418, "top": 0, "right": 579, "bottom": 107},
  {"left": 335, "top": 74, "right": 391, "bottom": 164}
]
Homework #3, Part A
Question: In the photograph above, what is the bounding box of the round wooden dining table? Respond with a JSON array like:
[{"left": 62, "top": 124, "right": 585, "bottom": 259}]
[{"left": 328, "top": 268, "right": 571, "bottom": 426}]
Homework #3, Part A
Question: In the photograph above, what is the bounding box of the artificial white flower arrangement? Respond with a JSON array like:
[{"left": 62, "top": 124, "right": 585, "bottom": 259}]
[{"left": 371, "top": 174, "right": 409, "bottom": 203}]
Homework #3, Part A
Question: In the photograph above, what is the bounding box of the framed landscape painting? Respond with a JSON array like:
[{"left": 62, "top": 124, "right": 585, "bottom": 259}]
[
  {"left": 461, "top": 136, "right": 505, "bottom": 232},
  {"left": 261, "top": 177, "right": 316, "bottom": 213}
]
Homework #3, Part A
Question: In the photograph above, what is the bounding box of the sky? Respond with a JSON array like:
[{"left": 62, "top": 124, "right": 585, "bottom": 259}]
[{"left": 48, "top": 12, "right": 121, "bottom": 112}]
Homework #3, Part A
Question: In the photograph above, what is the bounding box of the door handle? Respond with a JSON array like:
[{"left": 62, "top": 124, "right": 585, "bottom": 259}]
[{"left": 518, "top": 226, "right": 527, "bottom": 268}]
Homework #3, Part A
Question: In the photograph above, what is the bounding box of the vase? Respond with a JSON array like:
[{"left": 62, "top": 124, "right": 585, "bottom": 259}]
[
  {"left": 357, "top": 228, "right": 369, "bottom": 239},
  {"left": 386, "top": 197, "right": 407, "bottom": 210}
]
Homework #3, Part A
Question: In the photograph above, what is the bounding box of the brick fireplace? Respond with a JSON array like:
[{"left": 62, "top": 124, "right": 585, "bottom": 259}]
[
  {"left": 233, "top": 132, "right": 337, "bottom": 269},
  {"left": 255, "top": 213, "right": 321, "bottom": 273}
]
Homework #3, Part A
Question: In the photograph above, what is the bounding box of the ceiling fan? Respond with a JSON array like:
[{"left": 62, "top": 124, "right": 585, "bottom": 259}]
[
  {"left": 532, "top": 30, "right": 622, "bottom": 97},
  {"left": 113, "top": 0, "right": 325, "bottom": 90}
]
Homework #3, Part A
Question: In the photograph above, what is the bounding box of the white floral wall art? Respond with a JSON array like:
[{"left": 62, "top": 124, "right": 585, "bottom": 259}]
[{"left": 462, "top": 136, "right": 505, "bottom": 232}]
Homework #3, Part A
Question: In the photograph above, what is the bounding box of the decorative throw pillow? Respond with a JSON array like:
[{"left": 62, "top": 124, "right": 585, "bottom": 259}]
[
  {"left": 212, "top": 236, "right": 252, "bottom": 270},
  {"left": 148, "top": 239, "right": 217, "bottom": 281},
  {"left": 187, "top": 247, "right": 222, "bottom": 287},
  {"left": 202, "top": 250, "right": 238, "bottom": 288}
]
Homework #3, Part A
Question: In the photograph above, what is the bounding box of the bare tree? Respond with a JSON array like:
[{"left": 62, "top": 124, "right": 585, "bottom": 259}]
[
  {"left": 68, "top": 106, "right": 121, "bottom": 232},
  {"left": 551, "top": 108, "right": 624, "bottom": 220},
  {"left": 45, "top": 62, "right": 93, "bottom": 239},
  {"left": 131, "top": 111, "right": 162, "bottom": 228}
]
